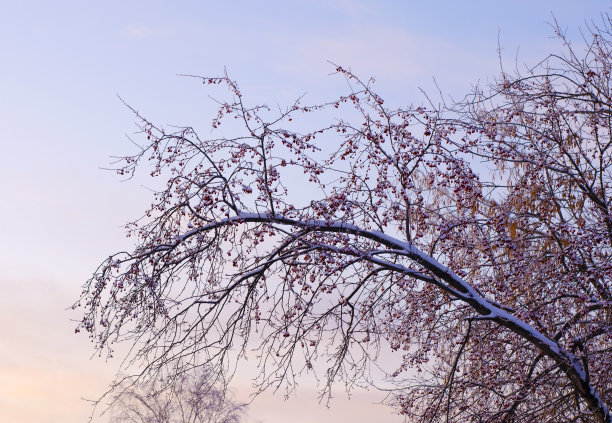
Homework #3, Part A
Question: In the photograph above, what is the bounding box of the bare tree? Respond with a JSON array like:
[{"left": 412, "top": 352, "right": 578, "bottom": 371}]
[
  {"left": 108, "top": 369, "right": 246, "bottom": 423},
  {"left": 76, "top": 17, "right": 612, "bottom": 423}
]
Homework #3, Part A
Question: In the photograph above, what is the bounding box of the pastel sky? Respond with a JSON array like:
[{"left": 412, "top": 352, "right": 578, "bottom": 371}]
[{"left": 1, "top": 1, "right": 610, "bottom": 422}]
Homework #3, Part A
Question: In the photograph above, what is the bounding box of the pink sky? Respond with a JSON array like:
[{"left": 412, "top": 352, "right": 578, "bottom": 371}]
[{"left": 1, "top": 1, "right": 610, "bottom": 421}]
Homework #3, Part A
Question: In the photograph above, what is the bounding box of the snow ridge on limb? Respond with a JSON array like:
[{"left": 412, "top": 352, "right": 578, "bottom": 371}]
[{"left": 231, "top": 212, "right": 611, "bottom": 423}]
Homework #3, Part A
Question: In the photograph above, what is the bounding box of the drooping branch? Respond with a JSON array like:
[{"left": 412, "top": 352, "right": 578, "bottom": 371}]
[{"left": 77, "top": 19, "right": 612, "bottom": 422}]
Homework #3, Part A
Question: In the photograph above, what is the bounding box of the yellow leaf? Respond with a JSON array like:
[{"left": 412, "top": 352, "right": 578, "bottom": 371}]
[{"left": 509, "top": 221, "right": 517, "bottom": 239}]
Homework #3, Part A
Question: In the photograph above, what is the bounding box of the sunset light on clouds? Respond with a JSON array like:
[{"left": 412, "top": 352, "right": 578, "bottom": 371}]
[{"left": 1, "top": 1, "right": 611, "bottom": 422}]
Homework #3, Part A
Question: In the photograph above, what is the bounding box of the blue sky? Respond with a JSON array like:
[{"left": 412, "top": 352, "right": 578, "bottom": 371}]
[{"left": 1, "top": 1, "right": 610, "bottom": 422}]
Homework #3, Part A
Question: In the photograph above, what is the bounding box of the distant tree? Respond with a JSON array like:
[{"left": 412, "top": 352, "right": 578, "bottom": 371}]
[
  {"left": 108, "top": 370, "right": 245, "bottom": 423},
  {"left": 76, "top": 17, "right": 612, "bottom": 423}
]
